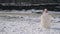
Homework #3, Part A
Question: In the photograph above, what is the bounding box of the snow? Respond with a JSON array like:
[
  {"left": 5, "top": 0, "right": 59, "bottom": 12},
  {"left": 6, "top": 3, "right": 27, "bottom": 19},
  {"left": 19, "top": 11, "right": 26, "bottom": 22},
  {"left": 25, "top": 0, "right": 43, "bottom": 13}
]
[{"left": 0, "top": 14, "right": 60, "bottom": 34}]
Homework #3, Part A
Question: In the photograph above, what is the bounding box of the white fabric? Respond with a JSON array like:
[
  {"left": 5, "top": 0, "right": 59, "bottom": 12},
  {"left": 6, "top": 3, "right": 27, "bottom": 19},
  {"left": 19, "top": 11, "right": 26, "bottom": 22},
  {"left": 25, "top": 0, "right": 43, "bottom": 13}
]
[{"left": 40, "top": 12, "right": 52, "bottom": 29}]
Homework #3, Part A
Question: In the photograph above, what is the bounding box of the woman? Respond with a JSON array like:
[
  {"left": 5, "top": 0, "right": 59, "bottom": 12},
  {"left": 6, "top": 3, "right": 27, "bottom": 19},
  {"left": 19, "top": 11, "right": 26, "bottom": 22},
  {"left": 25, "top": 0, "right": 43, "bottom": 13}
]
[{"left": 40, "top": 9, "right": 52, "bottom": 29}]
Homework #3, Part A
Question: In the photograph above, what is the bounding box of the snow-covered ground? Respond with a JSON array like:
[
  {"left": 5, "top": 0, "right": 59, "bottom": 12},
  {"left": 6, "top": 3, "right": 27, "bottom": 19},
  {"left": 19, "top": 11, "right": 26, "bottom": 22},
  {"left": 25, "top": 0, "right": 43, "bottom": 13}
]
[
  {"left": 0, "top": 10, "right": 60, "bottom": 34},
  {"left": 0, "top": 10, "right": 60, "bottom": 15},
  {"left": 0, "top": 14, "right": 60, "bottom": 34}
]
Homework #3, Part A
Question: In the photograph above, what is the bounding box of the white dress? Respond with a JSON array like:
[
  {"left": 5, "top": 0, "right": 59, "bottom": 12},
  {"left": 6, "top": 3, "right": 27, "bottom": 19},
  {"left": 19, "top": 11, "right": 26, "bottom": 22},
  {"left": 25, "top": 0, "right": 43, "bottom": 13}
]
[{"left": 40, "top": 12, "right": 52, "bottom": 29}]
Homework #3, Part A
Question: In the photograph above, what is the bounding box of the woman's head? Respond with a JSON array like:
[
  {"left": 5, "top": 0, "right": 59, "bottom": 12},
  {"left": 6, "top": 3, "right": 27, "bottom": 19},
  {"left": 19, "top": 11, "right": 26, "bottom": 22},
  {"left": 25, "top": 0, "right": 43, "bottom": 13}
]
[{"left": 43, "top": 9, "right": 48, "bottom": 13}]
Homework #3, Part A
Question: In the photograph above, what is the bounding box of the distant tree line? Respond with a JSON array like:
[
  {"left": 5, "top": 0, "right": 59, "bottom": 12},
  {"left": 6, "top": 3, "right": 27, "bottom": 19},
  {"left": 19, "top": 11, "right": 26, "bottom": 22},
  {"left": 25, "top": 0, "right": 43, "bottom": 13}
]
[{"left": 0, "top": 0, "right": 60, "bottom": 3}]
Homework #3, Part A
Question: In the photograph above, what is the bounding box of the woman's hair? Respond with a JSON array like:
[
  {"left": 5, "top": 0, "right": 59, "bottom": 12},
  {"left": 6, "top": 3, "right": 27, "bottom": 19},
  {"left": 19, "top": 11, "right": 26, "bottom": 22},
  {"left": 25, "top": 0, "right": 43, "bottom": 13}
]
[{"left": 43, "top": 9, "right": 48, "bottom": 13}]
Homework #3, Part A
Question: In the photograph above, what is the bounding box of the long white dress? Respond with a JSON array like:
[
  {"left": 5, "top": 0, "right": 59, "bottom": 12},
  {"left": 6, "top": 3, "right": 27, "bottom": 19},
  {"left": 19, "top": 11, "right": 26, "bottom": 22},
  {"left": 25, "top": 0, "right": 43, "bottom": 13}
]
[{"left": 40, "top": 12, "right": 52, "bottom": 29}]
